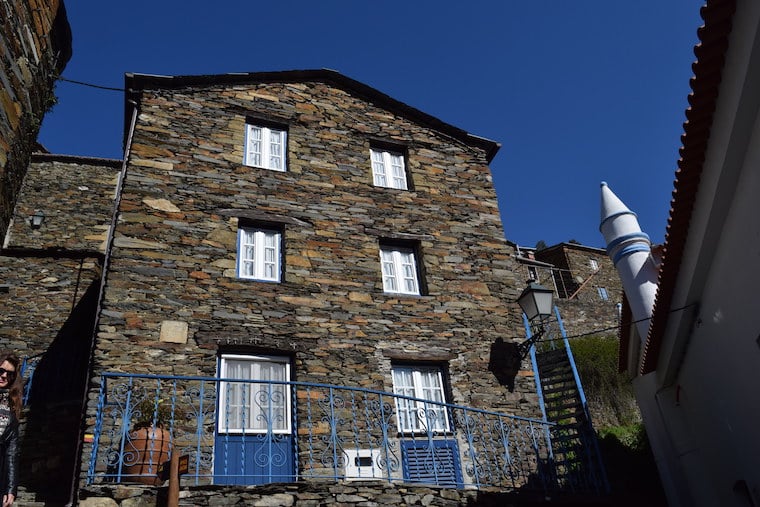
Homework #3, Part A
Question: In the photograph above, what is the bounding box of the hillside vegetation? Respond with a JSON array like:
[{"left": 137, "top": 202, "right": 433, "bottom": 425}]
[{"left": 570, "top": 334, "right": 666, "bottom": 506}]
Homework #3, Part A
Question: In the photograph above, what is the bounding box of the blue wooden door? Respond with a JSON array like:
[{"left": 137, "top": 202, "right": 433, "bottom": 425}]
[{"left": 214, "top": 355, "right": 294, "bottom": 485}]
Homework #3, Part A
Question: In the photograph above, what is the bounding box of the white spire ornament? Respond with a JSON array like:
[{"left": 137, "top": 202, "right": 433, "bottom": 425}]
[{"left": 599, "top": 182, "right": 659, "bottom": 343}]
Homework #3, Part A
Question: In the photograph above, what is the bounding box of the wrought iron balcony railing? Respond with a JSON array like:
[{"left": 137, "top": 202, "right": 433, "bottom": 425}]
[{"left": 87, "top": 373, "right": 556, "bottom": 491}]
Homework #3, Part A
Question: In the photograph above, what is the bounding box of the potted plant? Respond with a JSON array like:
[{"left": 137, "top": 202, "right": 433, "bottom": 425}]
[
  {"left": 132, "top": 397, "right": 179, "bottom": 429},
  {"left": 123, "top": 398, "right": 182, "bottom": 485}
]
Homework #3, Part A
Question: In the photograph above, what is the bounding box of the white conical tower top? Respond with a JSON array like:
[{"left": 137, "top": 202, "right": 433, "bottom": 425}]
[
  {"left": 600, "top": 181, "right": 632, "bottom": 227},
  {"left": 599, "top": 181, "right": 650, "bottom": 260},
  {"left": 599, "top": 182, "right": 658, "bottom": 344}
]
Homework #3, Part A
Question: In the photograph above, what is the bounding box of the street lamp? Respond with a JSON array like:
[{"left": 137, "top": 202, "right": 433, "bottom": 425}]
[
  {"left": 29, "top": 210, "right": 45, "bottom": 229},
  {"left": 517, "top": 280, "right": 554, "bottom": 323},
  {"left": 516, "top": 280, "right": 554, "bottom": 358},
  {"left": 488, "top": 280, "right": 557, "bottom": 390}
]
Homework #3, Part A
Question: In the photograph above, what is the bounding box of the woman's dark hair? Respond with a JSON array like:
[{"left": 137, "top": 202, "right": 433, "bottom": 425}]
[{"left": 0, "top": 351, "right": 22, "bottom": 419}]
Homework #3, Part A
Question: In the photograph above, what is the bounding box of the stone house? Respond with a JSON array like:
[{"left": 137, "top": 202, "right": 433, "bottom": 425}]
[
  {"left": 4, "top": 69, "right": 578, "bottom": 505},
  {"left": 1, "top": 68, "right": 609, "bottom": 505}
]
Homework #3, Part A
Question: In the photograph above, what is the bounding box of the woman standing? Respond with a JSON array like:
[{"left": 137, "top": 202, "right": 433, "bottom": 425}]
[{"left": 0, "top": 352, "right": 20, "bottom": 507}]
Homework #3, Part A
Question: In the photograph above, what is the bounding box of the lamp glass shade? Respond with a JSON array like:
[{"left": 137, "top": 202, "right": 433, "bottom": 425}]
[
  {"left": 517, "top": 281, "right": 554, "bottom": 321},
  {"left": 30, "top": 210, "right": 45, "bottom": 228}
]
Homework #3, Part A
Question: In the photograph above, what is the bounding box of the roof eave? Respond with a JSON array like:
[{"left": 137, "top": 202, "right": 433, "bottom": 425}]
[
  {"left": 639, "top": 0, "right": 736, "bottom": 375},
  {"left": 123, "top": 69, "right": 501, "bottom": 162}
]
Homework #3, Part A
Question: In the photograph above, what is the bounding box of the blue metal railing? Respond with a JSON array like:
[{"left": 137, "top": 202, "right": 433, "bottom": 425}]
[
  {"left": 525, "top": 307, "right": 610, "bottom": 495},
  {"left": 21, "top": 354, "right": 43, "bottom": 406},
  {"left": 555, "top": 306, "right": 610, "bottom": 494},
  {"left": 86, "top": 372, "right": 557, "bottom": 491}
]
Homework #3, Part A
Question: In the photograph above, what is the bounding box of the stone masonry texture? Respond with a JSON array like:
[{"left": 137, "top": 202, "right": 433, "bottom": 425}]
[
  {"left": 80, "top": 481, "right": 549, "bottom": 507},
  {"left": 535, "top": 243, "right": 622, "bottom": 338},
  {"left": 78, "top": 72, "right": 542, "bottom": 500},
  {"left": 0, "top": 154, "right": 121, "bottom": 504},
  {"left": 0, "top": 0, "right": 71, "bottom": 240}
]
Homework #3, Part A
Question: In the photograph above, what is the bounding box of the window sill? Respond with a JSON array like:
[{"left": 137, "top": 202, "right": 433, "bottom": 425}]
[
  {"left": 381, "top": 292, "right": 428, "bottom": 299},
  {"left": 237, "top": 277, "right": 282, "bottom": 284},
  {"left": 243, "top": 163, "right": 286, "bottom": 172}
]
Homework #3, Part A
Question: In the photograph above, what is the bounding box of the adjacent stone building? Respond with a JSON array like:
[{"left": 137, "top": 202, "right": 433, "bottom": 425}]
[
  {"left": 0, "top": 153, "right": 121, "bottom": 504},
  {"left": 0, "top": 0, "right": 71, "bottom": 240},
  {"left": 513, "top": 242, "right": 622, "bottom": 338}
]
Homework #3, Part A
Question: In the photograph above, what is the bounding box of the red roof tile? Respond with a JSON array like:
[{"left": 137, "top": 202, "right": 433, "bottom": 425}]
[{"left": 640, "top": 0, "right": 736, "bottom": 374}]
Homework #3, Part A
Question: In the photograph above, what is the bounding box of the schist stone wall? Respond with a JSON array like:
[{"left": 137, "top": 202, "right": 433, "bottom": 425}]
[
  {"left": 0, "top": 0, "right": 71, "bottom": 240},
  {"left": 84, "top": 74, "right": 537, "bottom": 434},
  {"left": 5, "top": 154, "right": 121, "bottom": 252},
  {"left": 79, "top": 482, "right": 533, "bottom": 507},
  {"left": 0, "top": 154, "right": 121, "bottom": 504},
  {"left": 2, "top": 154, "right": 120, "bottom": 354},
  {"left": 535, "top": 244, "right": 621, "bottom": 338}
]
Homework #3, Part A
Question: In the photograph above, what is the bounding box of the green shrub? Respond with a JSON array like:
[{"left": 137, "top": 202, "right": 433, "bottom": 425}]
[
  {"left": 598, "top": 423, "right": 648, "bottom": 452},
  {"left": 569, "top": 334, "right": 639, "bottom": 426}
]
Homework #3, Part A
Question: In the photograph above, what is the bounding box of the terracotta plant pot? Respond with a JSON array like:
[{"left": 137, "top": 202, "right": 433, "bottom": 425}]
[{"left": 122, "top": 426, "right": 170, "bottom": 485}]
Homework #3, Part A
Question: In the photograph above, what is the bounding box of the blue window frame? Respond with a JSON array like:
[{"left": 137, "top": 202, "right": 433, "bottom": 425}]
[
  {"left": 371, "top": 147, "right": 408, "bottom": 189},
  {"left": 237, "top": 227, "right": 282, "bottom": 282}
]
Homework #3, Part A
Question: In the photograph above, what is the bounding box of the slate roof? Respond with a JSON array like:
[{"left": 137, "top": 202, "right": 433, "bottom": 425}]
[{"left": 123, "top": 69, "right": 501, "bottom": 163}]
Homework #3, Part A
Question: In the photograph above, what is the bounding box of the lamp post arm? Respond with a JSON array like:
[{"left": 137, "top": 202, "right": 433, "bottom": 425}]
[{"left": 517, "top": 326, "right": 545, "bottom": 359}]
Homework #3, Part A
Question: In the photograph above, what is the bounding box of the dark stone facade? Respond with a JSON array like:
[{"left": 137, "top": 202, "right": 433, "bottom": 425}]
[
  {"left": 75, "top": 71, "right": 541, "bottom": 500},
  {"left": 0, "top": 0, "right": 71, "bottom": 240},
  {"left": 0, "top": 153, "right": 121, "bottom": 504},
  {"left": 88, "top": 72, "right": 533, "bottom": 398},
  {"left": 2, "top": 72, "right": 549, "bottom": 504}
]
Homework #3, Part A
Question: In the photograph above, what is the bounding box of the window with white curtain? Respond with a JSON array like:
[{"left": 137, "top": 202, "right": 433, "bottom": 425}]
[
  {"left": 380, "top": 245, "right": 420, "bottom": 295},
  {"left": 370, "top": 148, "right": 408, "bottom": 189},
  {"left": 218, "top": 355, "right": 291, "bottom": 433},
  {"left": 392, "top": 365, "right": 449, "bottom": 433},
  {"left": 244, "top": 124, "right": 287, "bottom": 171},
  {"left": 237, "top": 227, "right": 281, "bottom": 282}
]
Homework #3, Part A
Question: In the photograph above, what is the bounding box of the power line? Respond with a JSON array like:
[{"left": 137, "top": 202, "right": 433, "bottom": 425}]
[
  {"left": 538, "top": 302, "right": 698, "bottom": 344},
  {"left": 57, "top": 76, "right": 124, "bottom": 92}
]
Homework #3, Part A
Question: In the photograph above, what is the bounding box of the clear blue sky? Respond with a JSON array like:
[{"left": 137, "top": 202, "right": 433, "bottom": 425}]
[{"left": 38, "top": 1, "right": 702, "bottom": 249}]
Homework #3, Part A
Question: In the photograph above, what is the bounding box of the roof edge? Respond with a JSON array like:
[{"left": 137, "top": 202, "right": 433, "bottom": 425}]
[
  {"left": 539, "top": 242, "right": 607, "bottom": 254},
  {"left": 31, "top": 152, "right": 123, "bottom": 167},
  {"left": 123, "top": 69, "right": 501, "bottom": 162},
  {"left": 640, "top": 0, "right": 737, "bottom": 374}
]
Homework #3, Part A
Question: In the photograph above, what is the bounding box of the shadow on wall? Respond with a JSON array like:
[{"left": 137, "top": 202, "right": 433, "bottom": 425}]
[
  {"left": 20, "top": 280, "right": 100, "bottom": 504},
  {"left": 488, "top": 338, "right": 522, "bottom": 392}
]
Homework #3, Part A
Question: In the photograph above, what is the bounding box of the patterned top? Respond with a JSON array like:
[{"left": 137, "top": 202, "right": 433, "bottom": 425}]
[{"left": 0, "top": 390, "right": 10, "bottom": 437}]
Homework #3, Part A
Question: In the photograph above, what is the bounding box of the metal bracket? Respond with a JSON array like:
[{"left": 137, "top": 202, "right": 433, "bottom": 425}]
[{"left": 516, "top": 326, "right": 545, "bottom": 359}]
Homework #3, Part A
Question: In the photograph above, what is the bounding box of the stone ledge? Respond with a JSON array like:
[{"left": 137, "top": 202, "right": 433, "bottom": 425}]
[{"left": 79, "top": 481, "right": 526, "bottom": 506}]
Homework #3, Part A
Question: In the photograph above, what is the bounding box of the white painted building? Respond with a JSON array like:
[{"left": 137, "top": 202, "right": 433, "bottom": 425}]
[{"left": 602, "top": 0, "right": 760, "bottom": 505}]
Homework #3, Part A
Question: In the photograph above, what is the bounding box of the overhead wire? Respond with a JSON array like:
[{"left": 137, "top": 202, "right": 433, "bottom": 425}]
[
  {"left": 57, "top": 76, "right": 124, "bottom": 92},
  {"left": 535, "top": 302, "right": 698, "bottom": 344}
]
